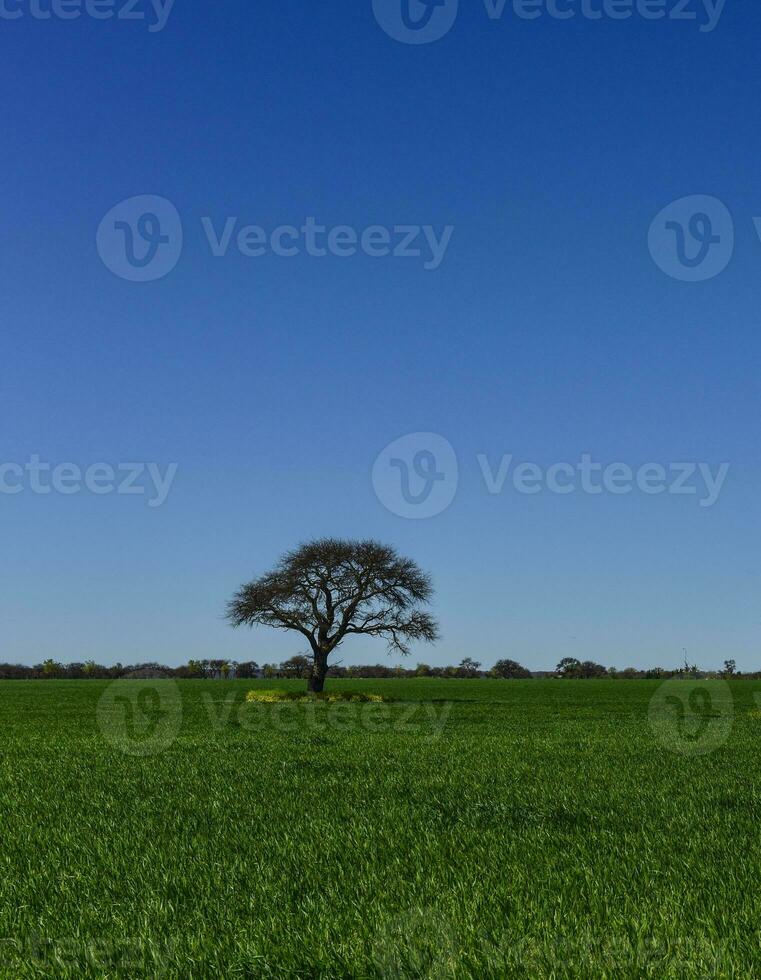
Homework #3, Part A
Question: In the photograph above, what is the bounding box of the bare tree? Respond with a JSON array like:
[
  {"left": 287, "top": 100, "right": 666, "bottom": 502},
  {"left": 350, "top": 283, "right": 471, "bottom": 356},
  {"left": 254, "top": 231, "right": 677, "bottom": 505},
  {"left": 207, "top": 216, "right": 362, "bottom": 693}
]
[{"left": 226, "top": 538, "right": 439, "bottom": 692}]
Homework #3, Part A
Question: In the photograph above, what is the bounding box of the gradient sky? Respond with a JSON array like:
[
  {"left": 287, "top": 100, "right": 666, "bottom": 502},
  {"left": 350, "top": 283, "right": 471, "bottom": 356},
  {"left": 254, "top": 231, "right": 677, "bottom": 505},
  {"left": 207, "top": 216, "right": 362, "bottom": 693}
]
[{"left": 2, "top": 0, "right": 761, "bottom": 671}]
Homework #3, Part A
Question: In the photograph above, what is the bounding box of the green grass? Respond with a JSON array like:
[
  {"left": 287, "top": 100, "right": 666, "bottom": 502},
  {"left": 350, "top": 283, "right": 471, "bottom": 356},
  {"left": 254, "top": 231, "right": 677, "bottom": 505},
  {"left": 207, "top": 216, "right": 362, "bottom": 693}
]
[{"left": 1, "top": 677, "right": 759, "bottom": 977}]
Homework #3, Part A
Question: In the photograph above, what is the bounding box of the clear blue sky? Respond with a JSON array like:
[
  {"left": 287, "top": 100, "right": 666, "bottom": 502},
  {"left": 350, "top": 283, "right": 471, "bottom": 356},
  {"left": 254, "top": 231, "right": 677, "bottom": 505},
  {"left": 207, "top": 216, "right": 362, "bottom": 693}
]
[{"left": 2, "top": 0, "right": 761, "bottom": 671}]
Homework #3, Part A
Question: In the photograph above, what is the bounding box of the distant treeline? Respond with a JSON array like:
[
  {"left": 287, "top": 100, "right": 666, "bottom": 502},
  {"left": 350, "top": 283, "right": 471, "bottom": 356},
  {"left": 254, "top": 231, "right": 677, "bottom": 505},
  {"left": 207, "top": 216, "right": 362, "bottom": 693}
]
[{"left": 0, "top": 655, "right": 748, "bottom": 680}]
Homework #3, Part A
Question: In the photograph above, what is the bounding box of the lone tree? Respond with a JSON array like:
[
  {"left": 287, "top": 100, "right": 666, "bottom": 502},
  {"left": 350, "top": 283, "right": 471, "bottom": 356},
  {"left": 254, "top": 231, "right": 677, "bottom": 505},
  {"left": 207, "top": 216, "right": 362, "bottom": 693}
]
[{"left": 226, "top": 538, "right": 439, "bottom": 692}]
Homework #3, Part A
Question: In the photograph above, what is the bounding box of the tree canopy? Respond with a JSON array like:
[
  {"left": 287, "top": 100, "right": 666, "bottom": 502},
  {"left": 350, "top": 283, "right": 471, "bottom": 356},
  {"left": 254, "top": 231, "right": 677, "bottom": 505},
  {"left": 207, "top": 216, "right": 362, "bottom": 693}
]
[{"left": 226, "top": 538, "right": 439, "bottom": 691}]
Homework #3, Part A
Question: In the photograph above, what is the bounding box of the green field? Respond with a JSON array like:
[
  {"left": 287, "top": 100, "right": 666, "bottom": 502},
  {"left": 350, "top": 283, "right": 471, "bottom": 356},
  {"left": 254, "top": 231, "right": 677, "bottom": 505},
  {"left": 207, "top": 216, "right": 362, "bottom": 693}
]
[{"left": 0, "top": 677, "right": 758, "bottom": 978}]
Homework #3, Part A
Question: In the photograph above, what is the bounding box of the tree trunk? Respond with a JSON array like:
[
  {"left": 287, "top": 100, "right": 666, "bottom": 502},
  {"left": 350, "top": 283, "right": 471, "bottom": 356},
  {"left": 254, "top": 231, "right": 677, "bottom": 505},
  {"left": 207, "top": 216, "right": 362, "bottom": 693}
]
[{"left": 308, "top": 652, "right": 328, "bottom": 693}]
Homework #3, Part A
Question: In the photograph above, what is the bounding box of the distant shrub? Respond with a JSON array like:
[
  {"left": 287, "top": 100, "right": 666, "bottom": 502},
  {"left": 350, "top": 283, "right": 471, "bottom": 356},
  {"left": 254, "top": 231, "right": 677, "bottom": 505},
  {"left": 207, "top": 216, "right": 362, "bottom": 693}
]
[{"left": 492, "top": 659, "right": 532, "bottom": 679}]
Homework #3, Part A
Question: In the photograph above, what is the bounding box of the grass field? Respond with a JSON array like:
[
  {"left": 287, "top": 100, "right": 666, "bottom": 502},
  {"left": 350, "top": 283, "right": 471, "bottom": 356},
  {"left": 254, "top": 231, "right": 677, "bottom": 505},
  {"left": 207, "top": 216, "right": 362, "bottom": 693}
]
[{"left": 0, "top": 677, "right": 759, "bottom": 978}]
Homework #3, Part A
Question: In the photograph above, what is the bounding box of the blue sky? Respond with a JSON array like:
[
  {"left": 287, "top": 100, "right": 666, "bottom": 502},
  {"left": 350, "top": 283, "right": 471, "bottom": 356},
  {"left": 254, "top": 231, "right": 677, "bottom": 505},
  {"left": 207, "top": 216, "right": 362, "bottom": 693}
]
[{"left": 2, "top": 0, "right": 761, "bottom": 670}]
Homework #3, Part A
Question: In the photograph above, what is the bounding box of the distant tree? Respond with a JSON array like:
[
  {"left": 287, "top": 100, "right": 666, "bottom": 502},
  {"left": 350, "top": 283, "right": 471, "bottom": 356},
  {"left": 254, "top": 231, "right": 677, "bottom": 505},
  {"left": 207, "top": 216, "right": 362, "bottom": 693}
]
[
  {"left": 723, "top": 659, "right": 737, "bottom": 677},
  {"left": 227, "top": 538, "right": 438, "bottom": 692},
  {"left": 492, "top": 659, "right": 531, "bottom": 679},
  {"left": 458, "top": 657, "right": 481, "bottom": 677},
  {"left": 415, "top": 663, "right": 432, "bottom": 677},
  {"left": 554, "top": 658, "right": 607, "bottom": 679},
  {"left": 280, "top": 655, "right": 311, "bottom": 679},
  {"left": 556, "top": 657, "right": 582, "bottom": 678},
  {"left": 678, "top": 653, "right": 701, "bottom": 679},
  {"left": 123, "top": 663, "right": 168, "bottom": 679}
]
